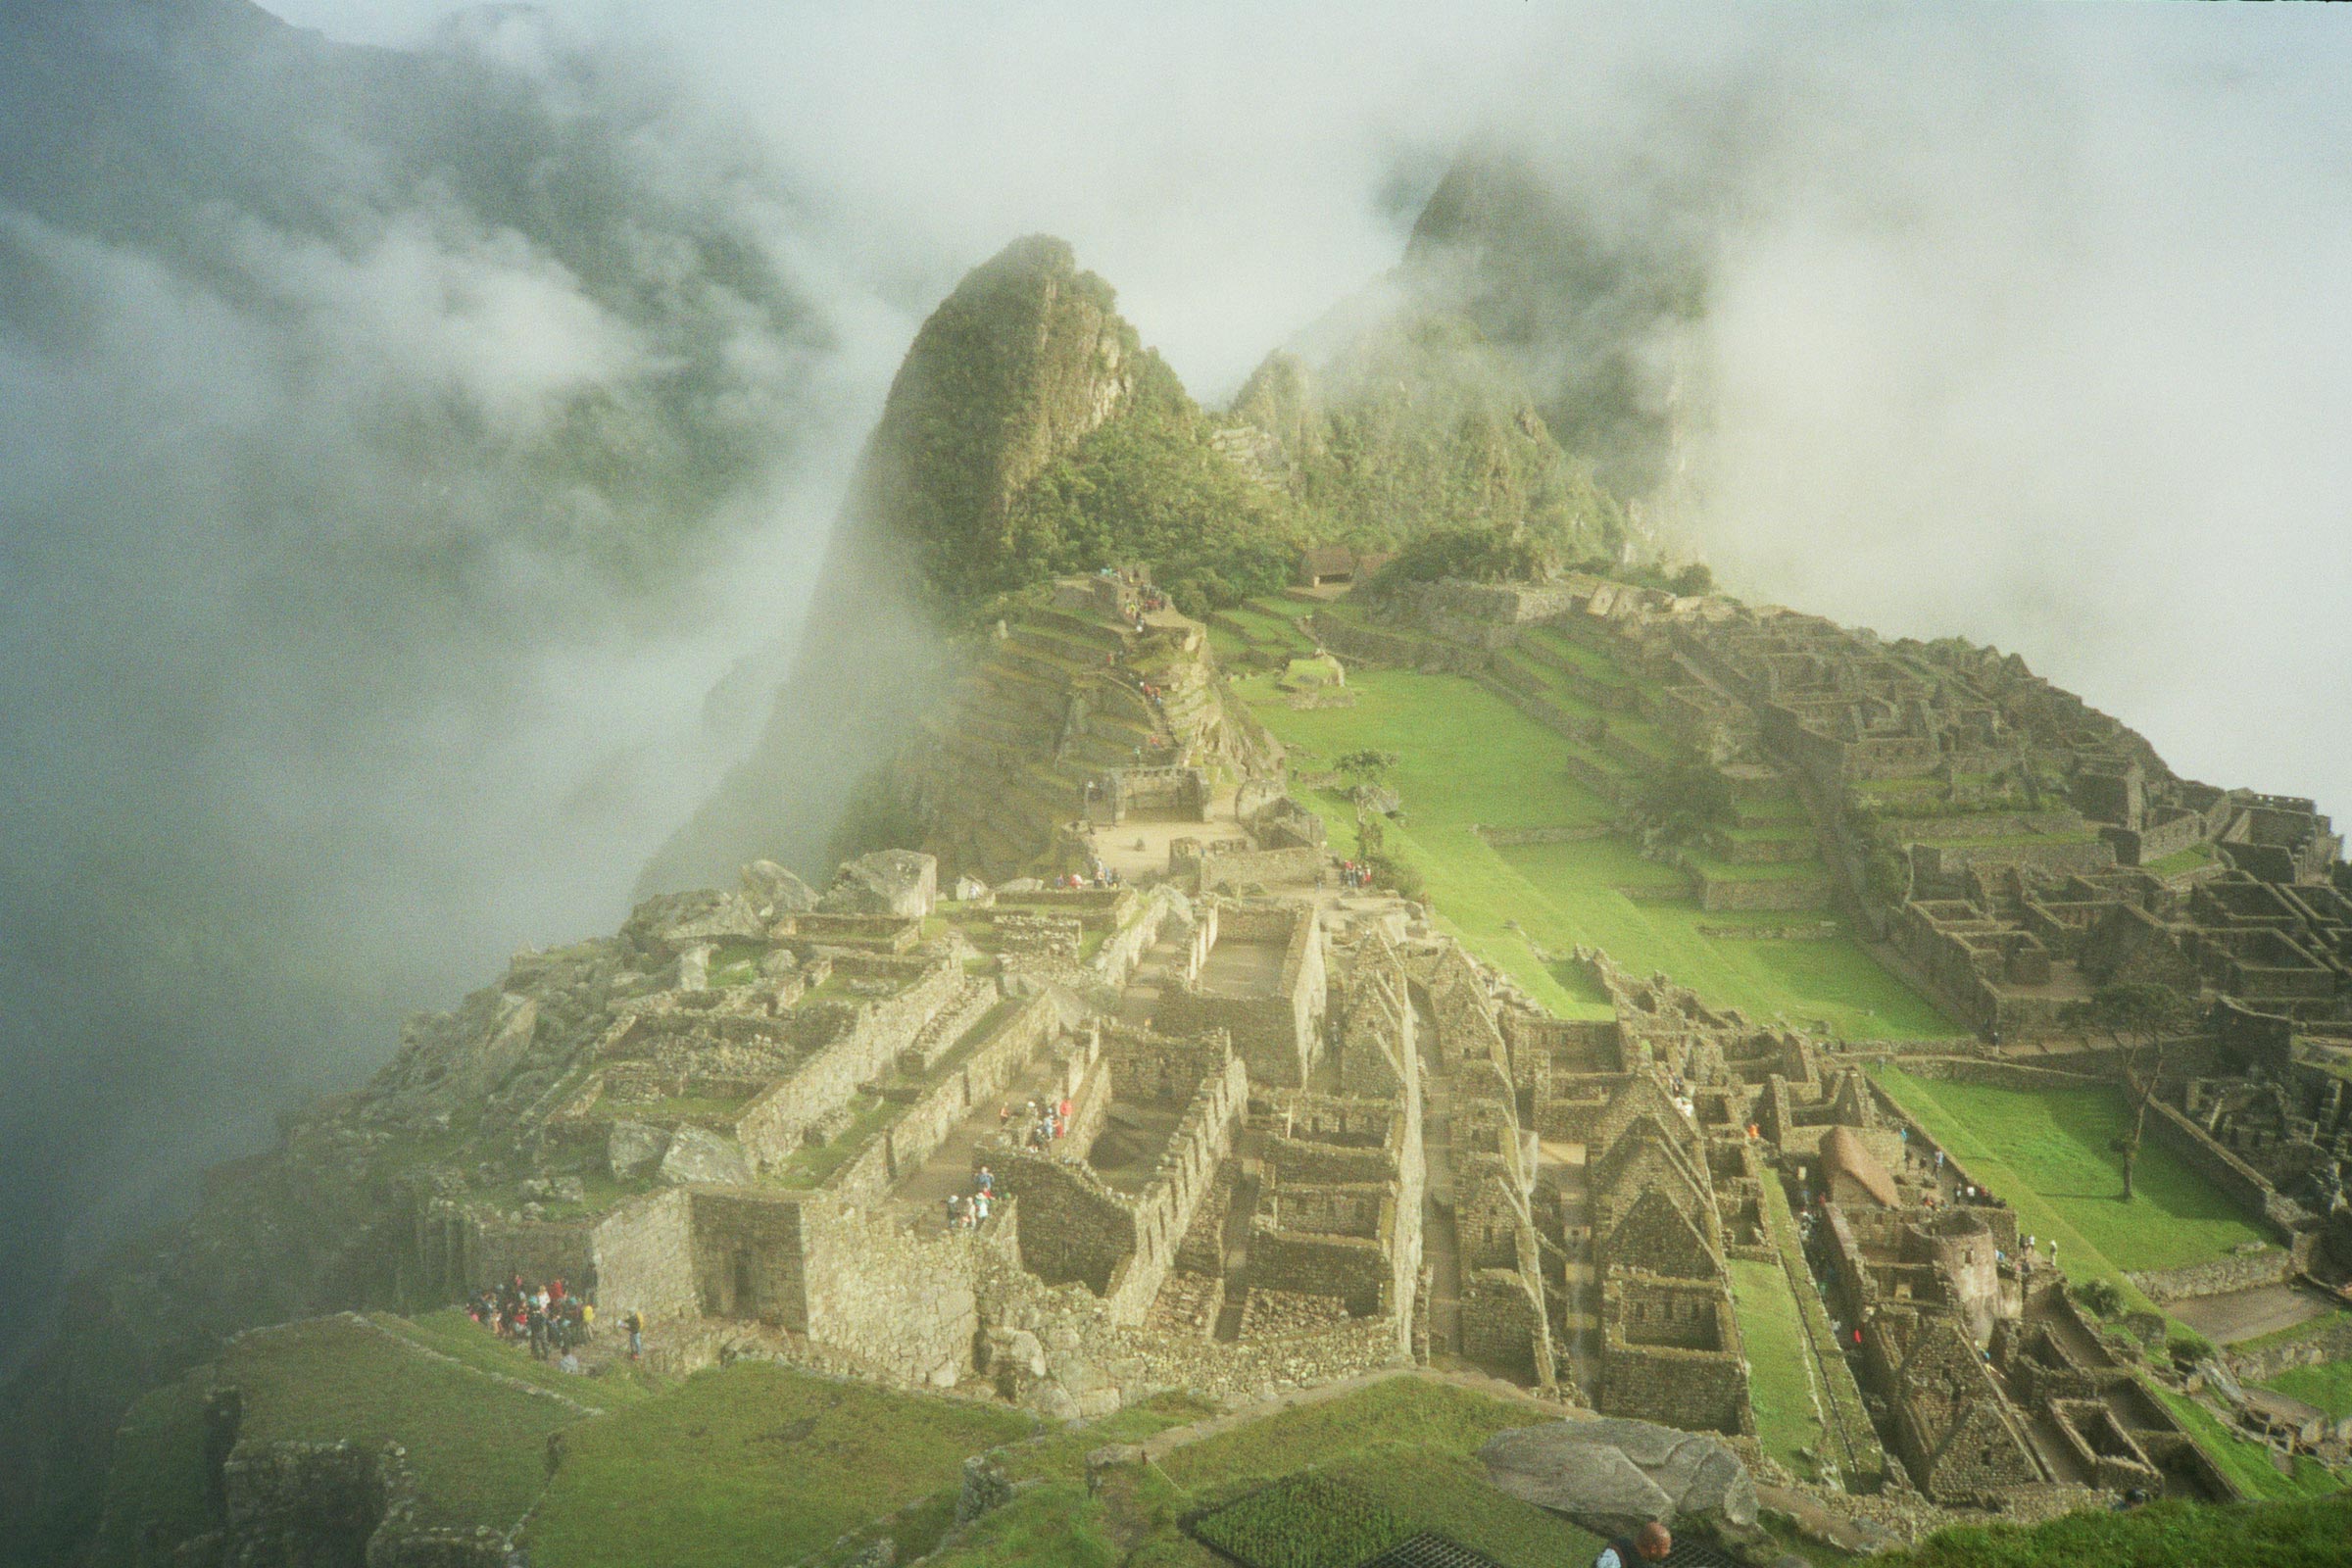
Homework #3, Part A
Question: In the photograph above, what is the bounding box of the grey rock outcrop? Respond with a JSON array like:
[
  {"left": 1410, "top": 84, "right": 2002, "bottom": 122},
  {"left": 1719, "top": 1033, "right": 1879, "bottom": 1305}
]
[
  {"left": 742, "top": 858, "right": 819, "bottom": 917},
  {"left": 657, "top": 1126, "right": 752, "bottom": 1186},
  {"left": 820, "top": 850, "right": 938, "bottom": 918},
  {"left": 1481, "top": 1417, "right": 1758, "bottom": 1539},
  {"left": 607, "top": 1120, "right": 669, "bottom": 1179},
  {"left": 623, "top": 889, "right": 766, "bottom": 954}
]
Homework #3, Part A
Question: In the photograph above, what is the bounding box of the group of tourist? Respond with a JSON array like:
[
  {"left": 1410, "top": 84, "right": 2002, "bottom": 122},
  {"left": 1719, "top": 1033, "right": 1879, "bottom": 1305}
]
[
  {"left": 1333, "top": 858, "right": 1377, "bottom": 890},
  {"left": 467, "top": 1274, "right": 596, "bottom": 1364},
  {"left": 1001, "top": 1094, "right": 1074, "bottom": 1151},
  {"left": 946, "top": 1165, "right": 995, "bottom": 1231}
]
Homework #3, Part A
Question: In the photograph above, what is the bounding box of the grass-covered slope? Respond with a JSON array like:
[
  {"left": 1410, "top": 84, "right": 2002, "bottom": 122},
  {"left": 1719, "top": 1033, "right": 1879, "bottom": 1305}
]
[
  {"left": 1234, "top": 661, "right": 1949, "bottom": 1037},
  {"left": 526, "top": 1360, "right": 1034, "bottom": 1568},
  {"left": 1866, "top": 1067, "right": 2274, "bottom": 1302}
]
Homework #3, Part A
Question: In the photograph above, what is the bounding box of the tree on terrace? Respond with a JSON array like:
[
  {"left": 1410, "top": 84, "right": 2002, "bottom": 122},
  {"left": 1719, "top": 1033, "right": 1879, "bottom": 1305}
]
[{"left": 2062, "top": 981, "right": 2200, "bottom": 1201}]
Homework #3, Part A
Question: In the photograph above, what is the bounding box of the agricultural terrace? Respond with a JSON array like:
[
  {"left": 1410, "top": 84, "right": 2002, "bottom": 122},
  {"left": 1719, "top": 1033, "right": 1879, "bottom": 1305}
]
[
  {"left": 1866, "top": 1067, "right": 2274, "bottom": 1309},
  {"left": 1232, "top": 658, "right": 1950, "bottom": 1038},
  {"left": 1727, "top": 1256, "right": 1829, "bottom": 1478}
]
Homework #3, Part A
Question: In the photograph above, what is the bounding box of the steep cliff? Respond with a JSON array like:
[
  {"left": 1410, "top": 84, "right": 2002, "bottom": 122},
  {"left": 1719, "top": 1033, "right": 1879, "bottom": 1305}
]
[
  {"left": 637, "top": 238, "right": 1151, "bottom": 893},
  {"left": 641, "top": 236, "right": 1310, "bottom": 893}
]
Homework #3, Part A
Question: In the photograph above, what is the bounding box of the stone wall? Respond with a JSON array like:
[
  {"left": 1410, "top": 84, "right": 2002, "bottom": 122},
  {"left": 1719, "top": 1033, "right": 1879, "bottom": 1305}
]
[
  {"left": 1595, "top": 1271, "right": 1751, "bottom": 1436},
  {"left": 1155, "top": 904, "right": 1324, "bottom": 1088},
  {"left": 1460, "top": 1265, "right": 1543, "bottom": 1382},
  {"left": 587, "top": 1189, "right": 696, "bottom": 1323},
  {"left": 1200, "top": 846, "right": 1327, "bottom": 893},
  {"left": 688, "top": 1189, "right": 809, "bottom": 1325},
  {"left": 799, "top": 1200, "right": 986, "bottom": 1386},
  {"left": 2145, "top": 1097, "right": 2304, "bottom": 1241},
  {"left": 1249, "top": 1222, "right": 1392, "bottom": 1315},
  {"left": 2128, "top": 1247, "right": 2294, "bottom": 1301},
  {"left": 734, "top": 958, "right": 967, "bottom": 1166}
]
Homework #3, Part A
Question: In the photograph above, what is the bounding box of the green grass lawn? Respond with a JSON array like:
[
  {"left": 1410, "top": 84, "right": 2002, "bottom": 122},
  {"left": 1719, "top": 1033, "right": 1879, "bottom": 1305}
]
[
  {"left": 1239, "top": 667, "right": 1951, "bottom": 1037},
  {"left": 2150, "top": 1387, "right": 2345, "bottom": 1501},
  {"left": 1879, "top": 1494, "right": 2352, "bottom": 1568},
  {"left": 525, "top": 1361, "right": 1032, "bottom": 1568},
  {"left": 229, "top": 1315, "right": 582, "bottom": 1532},
  {"left": 1728, "top": 1257, "right": 1828, "bottom": 1477},
  {"left": 374, "top": 1309, "right": 656, "bottom": 1408},
  {"left": 2264, "top": 1359, "right": 2352, "bottom": 1420},
  {"left": 1154, "top": 1377, "right": 1553, "bottom": 1495},
  {"left": 1868, "top": 1069, "right": 2273, "bottom": 1294}
]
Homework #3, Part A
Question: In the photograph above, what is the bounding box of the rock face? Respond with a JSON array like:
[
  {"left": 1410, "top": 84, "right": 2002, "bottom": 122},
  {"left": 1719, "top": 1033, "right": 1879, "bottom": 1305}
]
[
  {"left": 607, "top": 1120, "right": 669, "bottom": 1180},
  {"left": 820, "top": 850, "right": 938, "bottom": 918},
  {"left": 1480, "top": 1418, "right": 1758, "bottom": 1539},
  {"left": 638, "top": 236, "right": 1145, "bottom": 897},
  {"left": 742, "top": 858, "right": 819, "bottom": 917},
  {"left": 622, "top": 889, "right": 765, "bottom": 953},
  {"left": 657, "top": 1127, "right": 752, "bottom": 1186}
]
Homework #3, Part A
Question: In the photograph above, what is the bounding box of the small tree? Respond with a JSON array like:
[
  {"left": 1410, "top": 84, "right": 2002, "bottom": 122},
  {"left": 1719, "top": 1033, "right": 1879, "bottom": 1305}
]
[
  {"left": 2062, "top": 981, "right": 2199, "bottom": 1201},
  {"left": 1336, "top": 749, "right": 1399, "bottom": 786}
]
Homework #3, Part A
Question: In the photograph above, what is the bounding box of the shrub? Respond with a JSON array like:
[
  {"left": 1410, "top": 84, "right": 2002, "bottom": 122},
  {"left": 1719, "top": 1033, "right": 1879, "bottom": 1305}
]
[{"left": 2073, "top": 1278, "right": 2127, "bottom": 1318}]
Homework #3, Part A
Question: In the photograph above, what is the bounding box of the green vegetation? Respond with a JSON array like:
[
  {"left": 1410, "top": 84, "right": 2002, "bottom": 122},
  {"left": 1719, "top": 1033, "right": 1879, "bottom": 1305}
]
[
  {"left": 526, "top": 1360, "right": 1033, "bottom": 1568},
  {"left": 1189, "top": 1475, "right": 1408, "bottom": 1568},
  {"left": 2265, "top": 1359, "right": 2352, "bottom": 1420},
  {"left": 2148, "top": 1386, "right": 2344, "bottom": 1501},
  {"left": 1228, "top": 309, "right": 1622, "bottom": 559},
  {"left": 1876, "top": 1493, "right": 2352, "bottom": 1568},
  {"left": 1727, "top": 1256, "right": 1828, "bottom": 1476},
  {"left": 372, "top": 1309, "right": 655, "bottom": 1408},
  {"left": 1868, "top": 1069, "right": 2271, "bottom": 1298},
  {"left": 2235, "top": 1307, "right": 2352, "bottom": 1358},
  {"left": 1008, "top": 354, "right": 1300, "bottom": 615},
  {"left": 231, "top": 1316, "right": 579, "bottom": 1532},
  {"left": 1238, "top": 666, "right": 1949, "bottom": 1036},
  {"left": 87, "top": 1373, "right": 216, "bottom": 1568},
  {"left": 2145, "top": 840, "right": 2222, "bottom": 878},
  {"left": 1157, "top": 1377, "right": 1553, "bottom": 1494}
]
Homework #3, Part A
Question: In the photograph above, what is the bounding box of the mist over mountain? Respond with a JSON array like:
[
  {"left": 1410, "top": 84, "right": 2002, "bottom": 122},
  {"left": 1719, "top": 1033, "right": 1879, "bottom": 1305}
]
[{"left": 0, "top": 0, "right": 909, "bottom": 1357}]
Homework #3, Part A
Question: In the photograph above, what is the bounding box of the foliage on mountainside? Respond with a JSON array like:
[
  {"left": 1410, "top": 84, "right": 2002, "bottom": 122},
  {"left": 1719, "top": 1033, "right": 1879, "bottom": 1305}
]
[
  {"left": 1229, "top": 304, "right": 1625, "bottom": 561},
  {"left": 1001, "top": 351, "right": 1300, "bottom": 614}
]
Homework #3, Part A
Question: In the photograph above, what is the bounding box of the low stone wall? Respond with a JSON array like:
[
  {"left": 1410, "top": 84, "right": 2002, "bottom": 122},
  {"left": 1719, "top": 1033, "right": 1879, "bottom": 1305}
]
[
  {"left": 2145, "top": 1098, "right": 2302, "bottom": 1242},
  {"left": 1694, "top": 869, "right": 1834, "bottom": 912},
  {"left": 2128, "top": 1248, "right": 2294, "bottom": 1301},
  {"left": 1200, "top": 846, "right": 1326, "bottom": 893},
  {"left": 1475, "top": 823, "right": 1612, "bottom": 847},
  {"left": 1248, "top": 1223, "right": 1392, "bottom": 1316},
  {"left": 2230, "top": 1313, "right": 2352, "bottom": 1384},
  {"left": 735, "top": 959, "right": 966, "bottom": 1167}
]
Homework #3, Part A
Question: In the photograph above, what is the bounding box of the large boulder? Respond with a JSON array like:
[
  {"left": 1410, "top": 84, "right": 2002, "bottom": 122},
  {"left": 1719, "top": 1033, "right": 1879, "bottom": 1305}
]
[
  {"left": 1481, "top": 1418, "right": 1758, "bottom": 1540},
  {"left": 622, "top": 889, "right": 766, "bottom": 955},
  {"left": 819, "top": 850, "right": 938, "bottom": 918},
  {"left": 657, "top": 1126, "right": 752, "bottom": 1186},
  {"left": 607, "top": 1119, "right": 669, "bottom": 1179},
  {"left": 741, "top": 859, "right": 819, "bottom": 918}
]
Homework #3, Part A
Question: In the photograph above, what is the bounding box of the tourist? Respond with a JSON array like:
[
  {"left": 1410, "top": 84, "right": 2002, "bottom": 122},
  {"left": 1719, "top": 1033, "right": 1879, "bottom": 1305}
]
[
  {"left": 580, "top": 1299, "right": 596, "bottom": 1340},
  {"left": 1935, "top": 1150, "right": 1945, "bottom": 1173},
  {"left": 974, "top": 1192, "right": 990, "bottom": 1224},
  {"left": 1592, "top": 1520, "right": 1672, "bottom": 1567},
  {"left": 976, "top": 1165, "right": 994, "bottom": 1194},
  {"left": 947, "top": 1194, "right": 965, "bottom": 1230},
  {"left": 624, "top": 1310, "right": 644, "bottom": 1359},
  {"left": 1058, "top": 1096, "right": 1072, "bottom": 1126}
]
